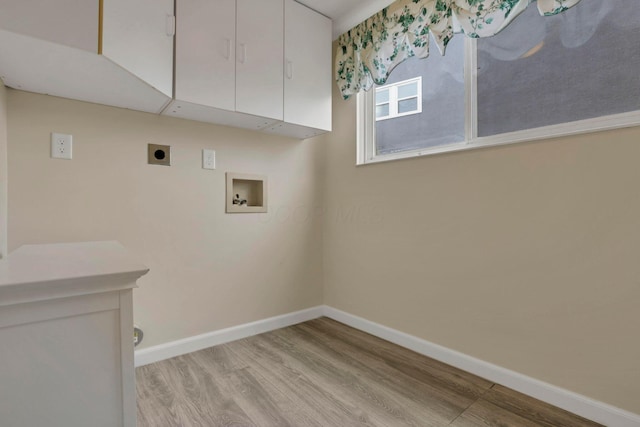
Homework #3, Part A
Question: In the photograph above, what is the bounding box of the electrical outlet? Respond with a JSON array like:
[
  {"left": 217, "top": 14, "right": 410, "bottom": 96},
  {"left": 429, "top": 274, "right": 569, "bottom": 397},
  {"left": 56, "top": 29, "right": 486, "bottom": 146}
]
[
  {"left": 202, "top": 149, "right": 216, "bottom": 170},
  {"left": 51, "top": 133, "right": 72, "bottom": 160}
]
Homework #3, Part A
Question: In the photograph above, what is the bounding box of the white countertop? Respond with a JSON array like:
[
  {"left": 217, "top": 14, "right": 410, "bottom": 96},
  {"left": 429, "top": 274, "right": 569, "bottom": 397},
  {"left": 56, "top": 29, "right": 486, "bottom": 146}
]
[{"left": 0, "top": 241, "right": 149, "bottom": 306}]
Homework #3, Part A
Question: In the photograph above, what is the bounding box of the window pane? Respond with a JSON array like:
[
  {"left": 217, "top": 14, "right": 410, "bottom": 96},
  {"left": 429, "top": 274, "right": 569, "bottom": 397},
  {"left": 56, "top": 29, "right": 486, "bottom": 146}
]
[
  {"left": 398, "top": 98, "right": 418, "bottom": 114},
  {"left": 375, "top": 89, "right": 389, "bottom": 104},
  {"left": 375, "top": 36, "right": 465, "bottom": 155},
  {"left": 477, "top": 0, "right": 640, "bottom": 137},
  {"left": 376, "top": 103, "right": 389, "bottom": 118},
  {"left": 397, "top": 81, "right": 418, "bottom": 99}
]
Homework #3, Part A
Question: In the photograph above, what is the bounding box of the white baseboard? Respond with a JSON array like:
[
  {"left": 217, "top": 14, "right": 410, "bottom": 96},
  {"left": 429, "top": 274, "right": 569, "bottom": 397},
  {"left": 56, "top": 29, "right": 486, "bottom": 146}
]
[
  {"left": 135, "top": 306, "right": 324, "bottom": 367},
  {"left": 323, "top": 306, "right": 640, "bottom": 427}
]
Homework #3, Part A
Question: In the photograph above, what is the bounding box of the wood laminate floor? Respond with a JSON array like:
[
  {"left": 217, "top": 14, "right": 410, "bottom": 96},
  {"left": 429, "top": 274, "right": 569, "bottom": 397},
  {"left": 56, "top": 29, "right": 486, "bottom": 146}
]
[{"left": 136, "top": 317, "right": 602, "bottom": 427}]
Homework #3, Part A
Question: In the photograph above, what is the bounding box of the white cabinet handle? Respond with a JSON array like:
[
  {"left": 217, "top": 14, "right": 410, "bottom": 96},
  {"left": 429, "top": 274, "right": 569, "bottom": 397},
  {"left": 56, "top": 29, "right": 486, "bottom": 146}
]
[
  {"left": 286, "top": 60, "right": 293, "bottom": 79},
  {"left": 223, "top": 38, "right": 231, "bottom": 60},
  {"left": 166, "top": 15, "right": 176, "bottom": 37},
  {"left": 238, "top": 43, "right": 247, "bottom": 64}
]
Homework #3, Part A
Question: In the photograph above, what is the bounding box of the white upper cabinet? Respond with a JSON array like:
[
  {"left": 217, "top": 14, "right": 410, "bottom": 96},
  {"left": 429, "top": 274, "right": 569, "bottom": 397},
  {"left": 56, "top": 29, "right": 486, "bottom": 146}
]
[
  {"left": 236, "top": 0, "right": 284, "bottom": 121},
  {"left": 166, "top": 0, "right": 280, "bottom": 131},
  {"left": 168, "top": 0, "right": 331, "bottom": 139},
  {"left": 283, "top": 0, "right": 331, "bottom": 132},
  {"left": 0, "top": 0, "right": 174, "bottom": 113},
  {"left": 172, "top": 0, "right": 286, "bottom": 123},
  {"left": 175, "top": 0, "right": 236, "bottom": 111},
  {"left": 102, "top": 0, "right": 175, "bottom": 99},
  {"left": 0, "top": 0, "right": 331, "bottom": 139},
  {"left": 0, "top": 0, "right": 98, "bottom": 53}
]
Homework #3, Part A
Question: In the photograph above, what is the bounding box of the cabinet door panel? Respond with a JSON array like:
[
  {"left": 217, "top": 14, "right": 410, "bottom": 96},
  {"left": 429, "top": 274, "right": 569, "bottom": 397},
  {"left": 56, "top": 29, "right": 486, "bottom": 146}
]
[
  {"left": 102, "top": 0, "right": 174, "bottom": 97},
  {"left": 0, "top": 307, "right": 123, "bottom": 427},
  {"left": 0, "top": 0, "right": 97, "bottom": 52},
  {"left": 236, "top": 0, "right": 283, "bottom": 121},
  {"left": 175, "top": 0, "right": 236, "bottom": 111},
  {"left": 284, "top": 0, "right": 331, "bottom": 131}
]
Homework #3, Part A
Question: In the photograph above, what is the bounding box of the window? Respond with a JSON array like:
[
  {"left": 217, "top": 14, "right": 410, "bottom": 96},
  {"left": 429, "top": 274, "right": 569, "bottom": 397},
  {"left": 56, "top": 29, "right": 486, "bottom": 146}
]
[
  {"left": 358, "top": 0, "right": 640, "bottom": 165},
  {"left": 477, "top": 1, "right": 640, "bottom": 137},
  {"left": 360, "top": 35, "right": 465, "bottom": 159},
  {"left": 375, "top": 77, "right": 422, "bottom": 121}
]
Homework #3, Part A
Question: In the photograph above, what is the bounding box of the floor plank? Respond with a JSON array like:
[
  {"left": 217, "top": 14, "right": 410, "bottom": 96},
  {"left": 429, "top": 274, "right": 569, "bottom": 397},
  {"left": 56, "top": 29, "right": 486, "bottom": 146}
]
[
  {"left": 141, "top": 355, "right": 255, "bottom": 426},
  {"left": 136, "top": 317, "right": 603, "bottom": 427},
  {"left": 303, "top": 318, "right": 493, "bottom": 397},
  {"left": 297, "top": 319, "right": 493, "bottom": 403},
  {"left": 253, "top": 329, "right": 440, "bottom": 426},
  {"left": 227, "top": 335, "right": 377, "bottom": 426},
  {"left": 449, "top": 398, "right": 543, "bottom": 427},
  {"left": 477, "top": 384, "right": 602, "bottom": 427},
  {"left": 279, "top": 322, "right": 480, "bottom": 423}
]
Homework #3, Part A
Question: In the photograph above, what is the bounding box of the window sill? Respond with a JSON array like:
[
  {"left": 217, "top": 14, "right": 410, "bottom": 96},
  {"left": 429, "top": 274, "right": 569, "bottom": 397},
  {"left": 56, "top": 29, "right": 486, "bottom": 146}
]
[{"left": 357, "top": 110, "right": 640, "bottom": 166}]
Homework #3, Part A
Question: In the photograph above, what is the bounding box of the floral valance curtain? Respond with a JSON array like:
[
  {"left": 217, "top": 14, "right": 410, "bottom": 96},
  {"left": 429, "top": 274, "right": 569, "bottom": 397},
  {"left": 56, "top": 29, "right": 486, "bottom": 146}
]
[{"left": 336, "top": 0, "right": 582, "bottom": 99}]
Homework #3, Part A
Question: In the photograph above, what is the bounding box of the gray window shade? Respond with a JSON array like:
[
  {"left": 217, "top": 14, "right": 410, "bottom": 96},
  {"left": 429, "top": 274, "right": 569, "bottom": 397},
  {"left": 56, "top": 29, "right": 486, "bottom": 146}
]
[{"left": 477, "top": 0, "right": 640, "bottom": 137}]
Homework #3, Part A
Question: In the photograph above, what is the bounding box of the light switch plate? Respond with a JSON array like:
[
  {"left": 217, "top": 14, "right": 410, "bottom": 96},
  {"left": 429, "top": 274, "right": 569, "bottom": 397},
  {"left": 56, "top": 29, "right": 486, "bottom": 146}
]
[
  {"left": 51, "top": 133, "right": 72, "bottom": 159},
  {"left": 202, "top": 149, "right": 216, "bottom": 170}
]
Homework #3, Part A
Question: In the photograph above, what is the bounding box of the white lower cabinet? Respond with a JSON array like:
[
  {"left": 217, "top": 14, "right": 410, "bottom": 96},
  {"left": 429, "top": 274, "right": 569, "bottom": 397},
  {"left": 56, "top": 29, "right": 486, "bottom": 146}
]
[{"left": 0, "top": 241, "right": 149, "bottom": 427}]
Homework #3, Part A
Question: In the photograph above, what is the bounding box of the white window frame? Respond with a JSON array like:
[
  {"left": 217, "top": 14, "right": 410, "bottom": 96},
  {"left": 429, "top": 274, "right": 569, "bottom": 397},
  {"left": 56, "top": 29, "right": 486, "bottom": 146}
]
[
  {"left": 375, "top": 77, "right": 422, "bottom": 121},
  {"left": 357, "top": 38, "right": 640, "bottom": 165}
]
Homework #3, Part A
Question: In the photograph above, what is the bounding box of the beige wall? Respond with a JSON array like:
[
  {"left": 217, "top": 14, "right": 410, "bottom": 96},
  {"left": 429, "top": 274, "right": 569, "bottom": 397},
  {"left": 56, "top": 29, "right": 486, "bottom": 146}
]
[
  {"left": 320, "top": 74, "right": 640, "bottom": 414},
  {"left": 0, "top": 84, "right": 7, "bottom": 258},
  {"left": 6, "top": 73, "right": 640, "bottom": 415},
  {"left": 7, "top": 90, "right": 324, "bottom": 348}
]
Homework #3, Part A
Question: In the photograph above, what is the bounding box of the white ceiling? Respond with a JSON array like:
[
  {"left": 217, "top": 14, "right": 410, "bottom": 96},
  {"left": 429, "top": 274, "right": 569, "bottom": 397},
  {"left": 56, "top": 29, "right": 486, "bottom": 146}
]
[{"left": 297, "top": 0, "right": 395, "bottom": 39}]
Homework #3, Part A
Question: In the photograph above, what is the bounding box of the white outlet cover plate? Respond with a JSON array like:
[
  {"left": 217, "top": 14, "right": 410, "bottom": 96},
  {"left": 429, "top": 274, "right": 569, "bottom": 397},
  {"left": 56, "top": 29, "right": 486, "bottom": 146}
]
[
  {"left": 51, "top": 132, "right": 72, "bottom": 159},
  {"left": 202, "top": 149, "right": 216, "bottom": 170}
]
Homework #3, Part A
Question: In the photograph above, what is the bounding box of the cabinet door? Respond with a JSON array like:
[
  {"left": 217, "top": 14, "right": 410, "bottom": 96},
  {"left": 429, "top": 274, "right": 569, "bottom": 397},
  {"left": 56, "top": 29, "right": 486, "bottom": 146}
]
[
  {"left": 284, "top": 0, "right": 331, "bottom": 131},
  {"left": 175, "top": 0, "right": 236, "bottom": 111},
  {"left": 236, "top": 0, "right": 284, "bottom": 121},
  {"left": 0, "top": 0, "right": 97, "bottom": 52},
  {"left": 102, "top": 0, "right": 175, "bottom": 98}
]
